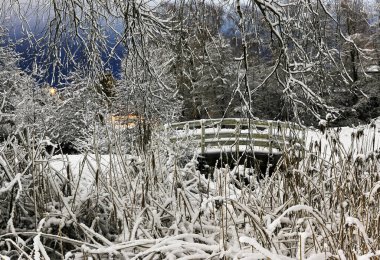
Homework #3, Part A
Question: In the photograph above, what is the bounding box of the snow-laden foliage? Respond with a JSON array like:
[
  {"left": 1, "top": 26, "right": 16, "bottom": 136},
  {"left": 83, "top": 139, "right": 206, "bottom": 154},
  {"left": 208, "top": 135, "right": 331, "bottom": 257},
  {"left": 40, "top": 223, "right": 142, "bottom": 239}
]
[
  {"left": 0, "top": 54, "right": 125, "bottom": 154},
  {"left": 0, "top": 39, "right": 36, "bottom": 140},
  {"left": 0, "top": 120, "right": 379, "bottom": 259},
  {"left": 3, "top": 0, "right": 378, "bottom": 122},
  {"left": 121, "top": 45, "right": 182, "bottom": 124},
  {"left": 43, "top": 72, "right": 116, "bottom": 153}
]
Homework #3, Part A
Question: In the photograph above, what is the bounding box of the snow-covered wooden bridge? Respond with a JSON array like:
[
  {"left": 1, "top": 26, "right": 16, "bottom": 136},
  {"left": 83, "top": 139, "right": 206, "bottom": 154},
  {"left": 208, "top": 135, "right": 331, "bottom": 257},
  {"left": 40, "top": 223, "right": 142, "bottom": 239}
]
[{"left": 167, "top": 118, "right": 306, "bottom": 170}]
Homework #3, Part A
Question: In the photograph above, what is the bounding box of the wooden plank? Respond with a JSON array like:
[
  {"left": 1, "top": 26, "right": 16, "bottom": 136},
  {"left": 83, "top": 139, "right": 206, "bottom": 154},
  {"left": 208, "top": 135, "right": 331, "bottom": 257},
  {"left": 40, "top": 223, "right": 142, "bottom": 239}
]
[
  {"left": 170, "top": 118, "right": 270, "bottom": 129},
  {"left": 183, "top": 131, "right": 300, "bottom": 142},
  {"left": 170, "top": 132, "right": 303, "bottom": 145},
  {"left": 200, "top": 132, "right": 271, "bottom": 140},
  {"left": 202, "top": 139, "right": 283, "bottom": 149},
  {"left": 169, "top": 119, "right": 304, "bottom": 131}
]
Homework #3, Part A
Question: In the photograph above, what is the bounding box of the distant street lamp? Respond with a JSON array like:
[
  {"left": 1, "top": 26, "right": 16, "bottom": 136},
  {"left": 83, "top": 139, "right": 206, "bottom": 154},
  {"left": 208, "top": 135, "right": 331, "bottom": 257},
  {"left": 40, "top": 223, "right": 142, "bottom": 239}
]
[{"left": 49, "top": 87, "right": 57, "bottom": 96}]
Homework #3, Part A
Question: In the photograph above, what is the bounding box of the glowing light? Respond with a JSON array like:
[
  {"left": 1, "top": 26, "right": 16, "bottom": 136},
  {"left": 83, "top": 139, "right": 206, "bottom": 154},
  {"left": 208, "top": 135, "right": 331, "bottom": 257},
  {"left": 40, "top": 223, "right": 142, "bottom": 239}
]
[
  {"left": 49, "top": 87, "right": 57, "bottom": 96},
  {"left": 110, "top": 114, "right": 141, "bottom": 129}
]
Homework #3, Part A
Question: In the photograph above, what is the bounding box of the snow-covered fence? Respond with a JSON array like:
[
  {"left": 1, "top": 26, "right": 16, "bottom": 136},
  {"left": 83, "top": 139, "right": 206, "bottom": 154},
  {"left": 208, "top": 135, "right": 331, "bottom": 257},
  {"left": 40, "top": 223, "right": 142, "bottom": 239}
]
[{"left": 166, "top": 118, "right": 306, "bottom": 156}]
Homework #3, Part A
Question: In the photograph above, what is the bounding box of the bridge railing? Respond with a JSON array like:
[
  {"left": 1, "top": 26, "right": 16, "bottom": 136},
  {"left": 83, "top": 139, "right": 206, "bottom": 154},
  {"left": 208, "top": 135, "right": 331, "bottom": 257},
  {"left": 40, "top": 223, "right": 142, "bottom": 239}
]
[{"left": 166, "top": 118, "right": 306, "bottom": 156}]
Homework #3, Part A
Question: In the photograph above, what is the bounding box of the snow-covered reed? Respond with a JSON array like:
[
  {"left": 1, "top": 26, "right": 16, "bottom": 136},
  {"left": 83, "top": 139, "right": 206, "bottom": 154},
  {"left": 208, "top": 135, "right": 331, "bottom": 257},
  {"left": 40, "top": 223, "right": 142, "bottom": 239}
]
[{"left": 0, "top": 121, "right": 379, "bottom": 259}]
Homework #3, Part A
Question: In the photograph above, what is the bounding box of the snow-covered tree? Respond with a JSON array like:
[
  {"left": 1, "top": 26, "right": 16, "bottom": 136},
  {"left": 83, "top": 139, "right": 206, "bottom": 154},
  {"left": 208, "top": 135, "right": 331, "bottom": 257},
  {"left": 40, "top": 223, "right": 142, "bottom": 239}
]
[
  {"left": 1, "top": 0, "right": 378, "bottom": 124},
  {"left": 0, "top": 34, "right": 38, "bottom": 140},
  {"left": 43, "top": 72, "right": 118, "bottom": 153}
]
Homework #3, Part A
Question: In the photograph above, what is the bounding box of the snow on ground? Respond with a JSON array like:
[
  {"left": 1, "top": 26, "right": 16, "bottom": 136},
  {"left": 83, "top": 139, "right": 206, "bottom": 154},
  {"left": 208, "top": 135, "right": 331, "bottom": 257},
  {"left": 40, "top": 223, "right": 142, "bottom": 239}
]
[
  {"left": 48, "top": 154, "right": 140, "bottom": 202},
  {"left": 306, "top": 117, "right": 380, "bottom": 156},
  {"left": 366, "top": 64, "right": 380, "bottom": 73}
]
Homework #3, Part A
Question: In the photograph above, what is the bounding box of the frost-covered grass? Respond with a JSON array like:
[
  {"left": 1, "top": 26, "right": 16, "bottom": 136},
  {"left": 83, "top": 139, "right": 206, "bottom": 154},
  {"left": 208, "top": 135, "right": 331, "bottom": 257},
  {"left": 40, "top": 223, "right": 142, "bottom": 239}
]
[{"left": 0, "top": 120, "right": 379, "bottom": 259}]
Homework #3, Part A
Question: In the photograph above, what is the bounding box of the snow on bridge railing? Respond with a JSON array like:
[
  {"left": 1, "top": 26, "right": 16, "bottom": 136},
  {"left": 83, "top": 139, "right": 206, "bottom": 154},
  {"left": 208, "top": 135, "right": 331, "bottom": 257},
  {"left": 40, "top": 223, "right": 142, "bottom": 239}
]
[{"left": 165, "top": 118, "right": 306, "bottom": 156}]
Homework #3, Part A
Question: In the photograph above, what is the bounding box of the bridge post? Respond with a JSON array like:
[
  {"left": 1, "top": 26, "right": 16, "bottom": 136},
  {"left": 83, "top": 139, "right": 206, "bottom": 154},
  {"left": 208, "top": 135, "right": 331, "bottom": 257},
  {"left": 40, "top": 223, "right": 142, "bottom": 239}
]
[
  {"left": 201, "top": 119, "right": 205, "bottom": 154},
  {"left": 268, "top": 121, "right": 273, "bottom": 155},
  {"left": 235, "top": 118, "right": 240, "bottom": 161}
]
